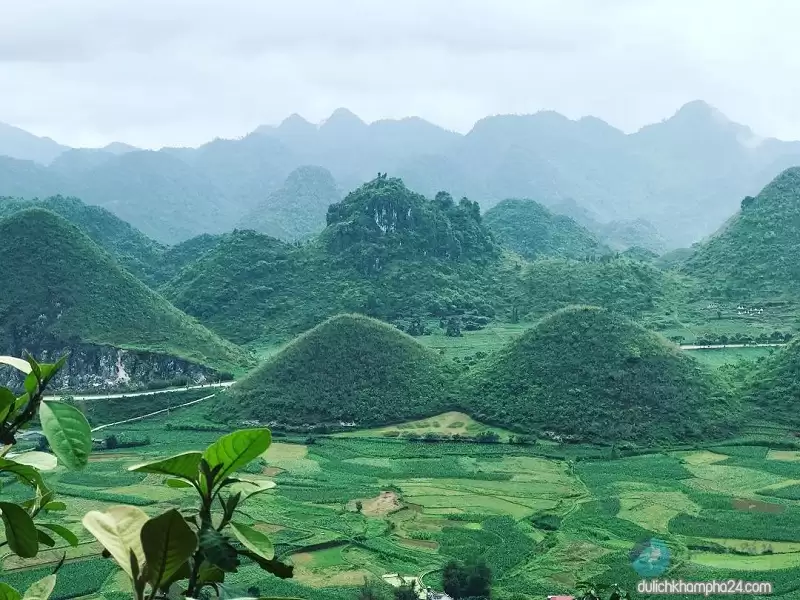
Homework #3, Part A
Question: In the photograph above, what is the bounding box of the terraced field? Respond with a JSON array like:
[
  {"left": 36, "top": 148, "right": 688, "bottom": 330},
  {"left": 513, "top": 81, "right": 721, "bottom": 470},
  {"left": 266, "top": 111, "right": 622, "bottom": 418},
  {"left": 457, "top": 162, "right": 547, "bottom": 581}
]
[{"left": 6, "top": 411, "right": 800, "bottom": 600}]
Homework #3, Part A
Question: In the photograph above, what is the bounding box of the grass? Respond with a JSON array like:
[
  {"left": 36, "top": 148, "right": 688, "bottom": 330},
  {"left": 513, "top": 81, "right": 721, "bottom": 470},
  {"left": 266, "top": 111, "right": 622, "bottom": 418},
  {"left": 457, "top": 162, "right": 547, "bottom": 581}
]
[
  {"left": 338, "top": 411, "right": 516, "bottom": 441},
  {"left": 685, "top": 346, "right": 773, "bottom": 368}
]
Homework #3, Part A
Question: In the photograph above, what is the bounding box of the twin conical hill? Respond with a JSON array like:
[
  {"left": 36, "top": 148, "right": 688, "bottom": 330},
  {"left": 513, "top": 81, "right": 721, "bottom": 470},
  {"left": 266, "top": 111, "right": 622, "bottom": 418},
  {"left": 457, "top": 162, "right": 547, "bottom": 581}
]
[
  {"left": 0, "top": 209, "right": 249, "bottom": 374},
  {"left": 216, "top": 314, "right": 456, "bottom": 426},
  {"left": 467, "top": 306, "right": 736, "bottom": 442}
]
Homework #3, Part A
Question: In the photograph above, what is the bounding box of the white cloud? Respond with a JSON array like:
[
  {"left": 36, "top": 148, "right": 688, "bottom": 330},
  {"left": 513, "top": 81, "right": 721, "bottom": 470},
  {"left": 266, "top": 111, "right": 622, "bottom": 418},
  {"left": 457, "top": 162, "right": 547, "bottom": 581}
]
[{"left": 0, "top": 0, "right": 798, "bottom": 147}]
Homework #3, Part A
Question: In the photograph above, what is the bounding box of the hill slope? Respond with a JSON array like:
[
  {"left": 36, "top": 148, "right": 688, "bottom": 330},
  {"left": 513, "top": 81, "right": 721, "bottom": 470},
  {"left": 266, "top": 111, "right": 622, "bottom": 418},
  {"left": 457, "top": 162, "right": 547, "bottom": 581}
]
[
  {"left": 215, "top": 314, "right": 456, "bottom": 426},
  {"left": 683, "top": 167, "right": 800, "bottom": 298},
  {"left": 163, "top": 177, "right": 517, "bottom": 343},
  {"left": 483, "top": 198, "right": 608, "bottom": 260},
  {"left": 467, "top": 306, "right": 736, "bottom": 442},
  {"left": 743, "top": 342, "right": 800, "bottom": 425},
  {"left": 236, "top": 165, "right": 341, "bottom": 241},
  {"left": 0, "top": 195, "right": 165, "bottom": 284},
  {"left": 0, "top": 209, "right": 249, "bottom": 375},
  {"left": 518, "top": 257, "right": 683, "bottom": 319}
]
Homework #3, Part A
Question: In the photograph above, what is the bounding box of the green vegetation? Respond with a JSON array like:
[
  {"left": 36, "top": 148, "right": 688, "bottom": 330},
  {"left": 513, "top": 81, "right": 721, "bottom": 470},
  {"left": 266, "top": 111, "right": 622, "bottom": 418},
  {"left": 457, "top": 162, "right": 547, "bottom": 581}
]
[
  {"left": 684, "top": 167, "right": 800, "bottom": 299},
  {"left": 163, "top": 177, "right": 520, "bottom": 344},
  {"left": 216, "top": 314, "right": 458, "bottom": 426},
  {"left": 468, "top": 306, "right": 737, "bottom": 442},
  {"left": 237, "top": 165, "right": 341, "bottom": 242},
  {"left": 743, "top": 340, "right": 800, "bottom": 425},
  {"left": 0, "top": 195, "right": 165, "bottom": 285},
  {"left": 484, "top": 198, "right": 609, "bottom": 260},
  {"left": 323, "top": 175, "right": 496, "bottom": 270},
  {"left": 0, "top": 209, "right": 250, "bottom": 374},
  {"left": 519, "top": 257, "right": 684, "bottom": 320}
]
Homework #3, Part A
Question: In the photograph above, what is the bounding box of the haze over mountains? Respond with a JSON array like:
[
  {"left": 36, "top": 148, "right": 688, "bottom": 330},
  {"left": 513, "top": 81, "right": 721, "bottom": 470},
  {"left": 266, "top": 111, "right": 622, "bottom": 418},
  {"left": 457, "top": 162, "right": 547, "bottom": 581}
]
[{"left": 3, "top": 100, "right": 800, "bottom": 247}]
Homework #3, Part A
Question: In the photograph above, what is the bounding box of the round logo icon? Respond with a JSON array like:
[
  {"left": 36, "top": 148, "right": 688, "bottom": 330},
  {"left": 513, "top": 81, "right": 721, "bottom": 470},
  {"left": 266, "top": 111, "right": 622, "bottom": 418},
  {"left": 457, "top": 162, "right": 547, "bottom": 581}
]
[{"left": 630, "top": 537, "right": 670, "bottom": 577}]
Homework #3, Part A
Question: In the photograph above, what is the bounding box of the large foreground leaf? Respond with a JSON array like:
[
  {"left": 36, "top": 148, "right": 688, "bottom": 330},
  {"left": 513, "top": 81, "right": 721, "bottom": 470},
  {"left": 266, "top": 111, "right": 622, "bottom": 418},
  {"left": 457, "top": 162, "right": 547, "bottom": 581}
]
[
  {"left": 39, "top": 401, "right": 91, "bottom": 470},
  {"left": 21, "top": 575, "right": 56, "bottom": 600},
  {"left": 0, "top": 502, "right": 38, "bottom": 558},
  {"left": 82, "top": 506, "right": 149, "bottom": 578},
  {"left": 229, "top": 521, "right": 274, "bottom": 560},
  {"left": 202, "top": 429, "right": 271, "bottom": 489},
  {"left": 0, "top": 583, "right": 21, "bottom": 600},
  {"left": 0, "top": 356, "right": 32, "bottom": 374},
  {"left": 129, "top": 451, "right": 202, "bottom": 482},
  {"left": 140, "top": 509, "right": 198, "bottom": 588},
  {"left": 11, "top": 452, "right": 57, "bottom": 471}
]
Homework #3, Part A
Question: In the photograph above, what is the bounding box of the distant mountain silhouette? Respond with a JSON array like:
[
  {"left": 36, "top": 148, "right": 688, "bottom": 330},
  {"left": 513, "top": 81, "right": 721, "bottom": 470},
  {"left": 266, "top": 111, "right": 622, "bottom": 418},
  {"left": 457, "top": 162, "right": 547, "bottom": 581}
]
[{"left": 1, "top": 101, "right": 800, "bottom": 247}]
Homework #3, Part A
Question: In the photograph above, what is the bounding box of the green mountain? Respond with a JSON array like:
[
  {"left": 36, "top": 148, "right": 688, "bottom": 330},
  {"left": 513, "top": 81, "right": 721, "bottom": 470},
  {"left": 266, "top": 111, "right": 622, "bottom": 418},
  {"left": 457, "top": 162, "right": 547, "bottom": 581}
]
[
  {"left": 164, "top": 177, "right": 516, "bottom": 344},
  {"left": 0, "top": 195, "right": 165, "bottom": 284},
  {"left": 236, "top": 165, "right": 341, "bottom": 241},
  {"left": 214, "top": 314, "right": 455, "bottom": 426},
  {"left": 467, "top": 306, "right": 736, "bottom": 442},
  {"left": 483, "top": 198, "right": 608, "bottom": 260},
  {"left": 323, "top": 175, "right": 496, "bottom": 270},
  {"left": 0, "top": 209, "right": 250, "bottom": 375},
  {"left": 518, "top": 257, "right": 681, "bottom": 320},
  {"left": 683, "top": 167, "right": 800, "bottom": 298},
  {"left": 743, "top": 342, "right": 800, "bottom": 425}
]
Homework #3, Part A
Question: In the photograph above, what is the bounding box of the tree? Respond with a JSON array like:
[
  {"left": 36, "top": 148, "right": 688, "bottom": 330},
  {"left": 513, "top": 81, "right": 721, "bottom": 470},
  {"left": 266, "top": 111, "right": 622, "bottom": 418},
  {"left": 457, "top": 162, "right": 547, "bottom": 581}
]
[
  {"left": 443, "top": 558, "right": 492, "bottom": 599},
  {"left": 394, "top": 584, "right": 419, "bottom": 600},
  {"left": 445, "top": 317, "right": 462, "bottom": 337}
]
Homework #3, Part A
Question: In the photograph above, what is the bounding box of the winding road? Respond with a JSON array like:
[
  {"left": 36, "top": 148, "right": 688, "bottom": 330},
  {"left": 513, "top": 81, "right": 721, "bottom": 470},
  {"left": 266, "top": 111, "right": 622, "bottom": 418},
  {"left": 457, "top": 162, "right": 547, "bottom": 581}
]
[{"left": 42, "top": 380, "right": 234, "bottom": 402}]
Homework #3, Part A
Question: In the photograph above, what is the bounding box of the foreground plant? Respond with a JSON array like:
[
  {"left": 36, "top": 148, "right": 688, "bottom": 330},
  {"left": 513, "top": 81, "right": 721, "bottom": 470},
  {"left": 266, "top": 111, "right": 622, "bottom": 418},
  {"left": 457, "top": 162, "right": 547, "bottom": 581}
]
[
  {"left": 82, "top": 427, "right": 294, "bottom": 600},
  {"left": 0, "top": 354, "right": 93, "bottom": 599}
]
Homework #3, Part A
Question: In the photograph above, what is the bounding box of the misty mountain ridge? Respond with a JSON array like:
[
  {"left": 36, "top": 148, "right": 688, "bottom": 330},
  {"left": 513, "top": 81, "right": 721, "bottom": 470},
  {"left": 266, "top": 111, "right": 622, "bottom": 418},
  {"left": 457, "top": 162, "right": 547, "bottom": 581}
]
[{"left": 2, "top": 100, "right": 800, "bottom": 247}]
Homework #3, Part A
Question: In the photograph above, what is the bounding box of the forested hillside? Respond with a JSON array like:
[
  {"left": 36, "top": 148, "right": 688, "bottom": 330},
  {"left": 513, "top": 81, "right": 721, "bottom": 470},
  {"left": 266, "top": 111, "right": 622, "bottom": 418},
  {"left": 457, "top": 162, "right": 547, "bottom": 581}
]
[
  {"left": 0, "top": 209, "right": 250, "bottom": 375},
  {"left": 684, "top": 167, "right": 800, "bottom": 299},
  {"left": 163, "top": 177, "right": 518, "bottom": 343},
  {"left": 484, "top": 198, "right": 609, "bottom": 260}
]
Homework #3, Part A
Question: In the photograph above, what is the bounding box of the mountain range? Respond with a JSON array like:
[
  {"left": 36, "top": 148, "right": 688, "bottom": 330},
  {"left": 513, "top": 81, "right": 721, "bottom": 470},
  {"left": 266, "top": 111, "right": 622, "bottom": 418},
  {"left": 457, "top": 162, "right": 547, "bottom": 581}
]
[{"left": 3, "top": 101, "right": 800, "bottom": 247}]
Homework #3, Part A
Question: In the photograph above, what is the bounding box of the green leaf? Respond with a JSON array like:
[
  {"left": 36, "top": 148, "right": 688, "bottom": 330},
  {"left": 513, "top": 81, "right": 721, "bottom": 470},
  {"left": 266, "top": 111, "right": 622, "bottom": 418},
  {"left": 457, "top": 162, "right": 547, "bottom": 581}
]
[
  {"left": 36, "top": 530, "right": 56, "bottom": 548},
  {"left": 21, "top": 575, "right": 56, "bottom": 600},
  {"left": 140, "top": 509, "right": 198, "bottom": 589},
  {"left": 129, "top": 451, "right": 202, "bottom": 482},
  {"left": 43, "top": 502, "right": 66, "bottom": 512},
  {"left": 38, "top": 356, "right": 67, "bottom": 387},
  {"left": 0, "top": 583, "right": 21, "bottom": 600},
  {"left": 165, "top": 478, "right": 193, "bottom": 489},
  {"left": 39, "top": 401, "right": 91, "bottom": 470},
  {"left": 0, "top": 356, "right": 32, "bottom": 374},
  {"left": 11, "top": 452, "right": 57, "bottom": 471},
  {"left": 228, "top": 478, "right": 277, "bottom": 500},
  {"left": 0, "top": 387, "right": 16, "bottom": 422},
  {"left": 82, "top": 506, "right": 149, "bottom": 579},
  {"left": 23, "top": 373, "right": 38, "bottom": 397},
  {"left": 0, "top": 502, "right": 39, "bottom": 558},
  {"left": 39, "top": 523, "right": 79, "bottom": 547},
  {"left": 0, "top": 458, "right": 45, "bottom": 490},
  {"left": 196, "top": 560, "right": 225, "bottom": 585},
  {"left": 201, "top": 429, "right": 271, "bottom": 490},
  {"left": 229, "top": 522, "right": 274, "bottom": 560},
  {"left": 199, "top": 527, "right": 239, "bottom": 572}
]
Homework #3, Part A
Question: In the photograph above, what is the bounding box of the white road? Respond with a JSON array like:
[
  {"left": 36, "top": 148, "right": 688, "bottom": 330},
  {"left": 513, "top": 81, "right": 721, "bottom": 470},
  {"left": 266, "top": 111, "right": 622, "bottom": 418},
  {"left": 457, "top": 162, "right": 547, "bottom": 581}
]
[
  {"left": 679, "top": 343, "right": 786, "bottom": 350},
  {"left": 43, "top": 380, "right": 234, "bottom": 402}
]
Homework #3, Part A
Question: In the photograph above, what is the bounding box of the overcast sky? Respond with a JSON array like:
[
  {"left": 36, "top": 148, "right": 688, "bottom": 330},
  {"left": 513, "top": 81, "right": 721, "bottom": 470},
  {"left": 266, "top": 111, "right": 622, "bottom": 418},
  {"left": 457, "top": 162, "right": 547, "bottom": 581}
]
[{"left": 0, "top": 0, "right": 796, "bottom": 148}]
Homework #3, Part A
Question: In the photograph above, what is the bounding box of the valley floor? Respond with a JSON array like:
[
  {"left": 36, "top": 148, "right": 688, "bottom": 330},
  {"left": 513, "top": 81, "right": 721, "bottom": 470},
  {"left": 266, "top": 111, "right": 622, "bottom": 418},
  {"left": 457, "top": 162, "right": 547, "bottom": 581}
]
[{"left": 7, "top": 402, "right": 800, "bottom": 600}]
